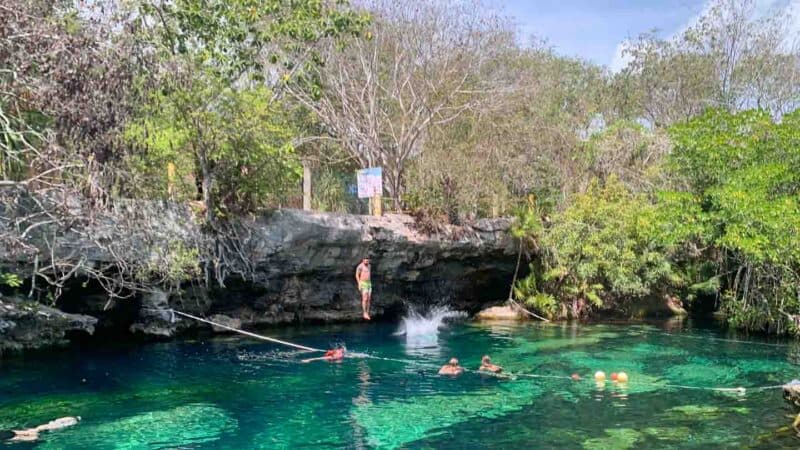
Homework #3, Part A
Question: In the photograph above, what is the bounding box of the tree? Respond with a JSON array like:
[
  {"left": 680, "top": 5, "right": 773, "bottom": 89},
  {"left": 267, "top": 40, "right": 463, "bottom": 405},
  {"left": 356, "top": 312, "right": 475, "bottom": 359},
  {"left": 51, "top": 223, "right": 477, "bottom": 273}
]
[
  {"left": 617, "top": 0, "right": 800, "bottom": 126},
  {"left": 667, "top": 108, "right": 800, "bottom": 334},
  {"left": 513, "top": 176, "right": 681, "bottom": 319},
  {"left": 289, "top": 0, "right": 509, "bottom": 210},
  {"left": 0, "top": 0, "right": 367, "bottom": 299},
  {"left": 125, "top": 0, "right": 367, "bottom": 220},
  {"left": 1, "top": 0, "right": 136, "bottom": 189},
  {"left": 405, "top": 45, "right": 617, "bottom": 221},
  {"left": 583, "top": 120, "right": 670, "bottom": 192},
  {"left": 0, "top": 0, "right": 204, "bottom": 302},
  {"left": 124, "top": 82, "right": 302, "bottom": 214}
]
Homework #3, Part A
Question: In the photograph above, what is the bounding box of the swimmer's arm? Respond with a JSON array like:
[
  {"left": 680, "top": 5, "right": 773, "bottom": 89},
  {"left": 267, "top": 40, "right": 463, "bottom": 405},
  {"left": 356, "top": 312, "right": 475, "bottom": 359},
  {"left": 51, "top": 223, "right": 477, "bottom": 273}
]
[{"left": 355, "top": 265, "right": 362, "bottom": 283}]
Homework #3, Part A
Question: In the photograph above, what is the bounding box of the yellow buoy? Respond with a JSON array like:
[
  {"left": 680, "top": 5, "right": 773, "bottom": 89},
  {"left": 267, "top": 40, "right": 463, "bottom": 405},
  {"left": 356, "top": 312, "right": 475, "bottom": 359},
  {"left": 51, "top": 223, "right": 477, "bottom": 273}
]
[
  {"left": 594, "top": 371, "right": 606, "bottom": 382},
  {"left": 617, "top": 371, "right": 629, "bottom": 383}
]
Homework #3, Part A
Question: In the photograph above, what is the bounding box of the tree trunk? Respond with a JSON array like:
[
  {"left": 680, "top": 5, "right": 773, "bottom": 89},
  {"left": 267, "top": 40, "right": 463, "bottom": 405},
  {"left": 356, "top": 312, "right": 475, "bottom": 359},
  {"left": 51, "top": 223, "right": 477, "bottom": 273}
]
[
  {"left": 201, "top": 163, "right": 215, "bottom": 225},
  {"left": 302, "top": 162, "right": 312, "bottom": 211},
  {"left": 387, "top": 166, "right": 404, "bottom": 213}
]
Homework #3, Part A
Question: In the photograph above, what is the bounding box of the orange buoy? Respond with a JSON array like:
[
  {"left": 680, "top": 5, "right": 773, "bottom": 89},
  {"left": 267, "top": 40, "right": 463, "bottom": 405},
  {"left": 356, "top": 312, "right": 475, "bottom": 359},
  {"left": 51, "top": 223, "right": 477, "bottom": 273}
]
[
  {"left": 611, "top": 372, "right": 618, "bottom": 381},
  {"left": 594, "top": 371, "right": 606, "bottom": 382},
  {"left": 571, "top": 373, "right": 581, "bottom": 381},
  {"left": 617, "top": 372, "right": 629, "bottom": 383}
]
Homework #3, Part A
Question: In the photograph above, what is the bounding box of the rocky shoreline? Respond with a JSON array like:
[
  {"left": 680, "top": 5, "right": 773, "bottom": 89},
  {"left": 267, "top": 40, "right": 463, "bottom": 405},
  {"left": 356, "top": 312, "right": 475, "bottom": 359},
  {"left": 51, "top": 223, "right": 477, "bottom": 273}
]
[{"left": 1, "top": 206, "right": 519, "bottom": 355}]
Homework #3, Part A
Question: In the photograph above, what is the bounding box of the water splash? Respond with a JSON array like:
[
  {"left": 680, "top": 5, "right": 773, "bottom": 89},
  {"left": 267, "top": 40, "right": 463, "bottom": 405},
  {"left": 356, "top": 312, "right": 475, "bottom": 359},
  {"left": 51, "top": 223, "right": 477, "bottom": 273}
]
[
  {"left": 395, "top": 306, "right": 467, "bottom": 357},
  {"left": 395, "top": 306, "right": 467, "bottom": 337}
]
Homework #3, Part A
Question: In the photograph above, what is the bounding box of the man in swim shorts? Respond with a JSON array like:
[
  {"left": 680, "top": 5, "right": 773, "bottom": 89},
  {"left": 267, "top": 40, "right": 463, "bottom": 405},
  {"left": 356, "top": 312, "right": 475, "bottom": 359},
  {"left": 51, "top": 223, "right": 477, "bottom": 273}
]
[
  {"left": 3, "top": 416, "right": 80, "bottom": 442},
  {"left": 355, "top": 257, "right": 372, "bottom": 320}
]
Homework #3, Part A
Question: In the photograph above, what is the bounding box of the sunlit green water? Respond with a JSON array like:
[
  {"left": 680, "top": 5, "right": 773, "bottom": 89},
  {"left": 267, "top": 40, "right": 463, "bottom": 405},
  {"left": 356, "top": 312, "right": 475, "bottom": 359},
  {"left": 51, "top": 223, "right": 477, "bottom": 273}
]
[{"left": 2, "top": 318, "right": 800, "bottom": 449}]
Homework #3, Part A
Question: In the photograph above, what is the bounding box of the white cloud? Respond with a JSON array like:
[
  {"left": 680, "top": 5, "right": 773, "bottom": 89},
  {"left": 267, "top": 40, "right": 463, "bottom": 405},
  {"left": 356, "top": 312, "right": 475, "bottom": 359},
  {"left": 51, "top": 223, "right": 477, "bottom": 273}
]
[
  {"left": 609, "top": 41, "right": 634, "bottom": 73},
  {"left": 608, "top": 0, "right": 800, "bottom": 73}
]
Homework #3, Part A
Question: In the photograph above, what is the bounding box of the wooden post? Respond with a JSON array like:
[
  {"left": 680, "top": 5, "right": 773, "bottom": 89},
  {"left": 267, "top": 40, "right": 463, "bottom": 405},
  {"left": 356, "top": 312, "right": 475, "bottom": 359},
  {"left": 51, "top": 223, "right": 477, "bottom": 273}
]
[
  {"left": 372, "top": 193, "right": 382, "bottom": 217},
  {"left": 303, "top": 162, "right": 312, "bottom": 211},
  {"left": 167, "top": 162, "right": 176, "bottom": 199}
]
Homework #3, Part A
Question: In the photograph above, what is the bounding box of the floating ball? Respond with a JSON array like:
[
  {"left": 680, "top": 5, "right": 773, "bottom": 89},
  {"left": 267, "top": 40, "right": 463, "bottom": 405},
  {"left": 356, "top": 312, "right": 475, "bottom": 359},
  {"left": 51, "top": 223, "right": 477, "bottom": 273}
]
[
  {"left": 617, "top": 372, "right": 629, "bottom": 383},
  {"left": 571, "top": 373, "right": 581, "bottom": 381},
  {"left": 610, "top": 372, "right": 618, "bottom": 381},
  {"left": 594, "top": 371, "right": 606, "bottom": 382}
]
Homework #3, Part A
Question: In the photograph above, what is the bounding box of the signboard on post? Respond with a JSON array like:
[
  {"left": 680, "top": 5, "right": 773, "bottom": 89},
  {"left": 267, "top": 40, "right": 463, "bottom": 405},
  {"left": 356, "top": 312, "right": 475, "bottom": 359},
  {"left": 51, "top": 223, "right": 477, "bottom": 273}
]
[
  {"left": 356, "top": 167, "right": 382, "bottom": 199},
  {"left": 357, "top": 167, "right": 383, "bottom": 216}
]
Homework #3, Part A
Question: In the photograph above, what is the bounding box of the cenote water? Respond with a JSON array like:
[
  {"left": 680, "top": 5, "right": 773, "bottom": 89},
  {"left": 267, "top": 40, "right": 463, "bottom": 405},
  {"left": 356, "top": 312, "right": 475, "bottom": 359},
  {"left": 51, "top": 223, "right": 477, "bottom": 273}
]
[{"left": 2, "top": 311, "right": 800, "bottom": 449}]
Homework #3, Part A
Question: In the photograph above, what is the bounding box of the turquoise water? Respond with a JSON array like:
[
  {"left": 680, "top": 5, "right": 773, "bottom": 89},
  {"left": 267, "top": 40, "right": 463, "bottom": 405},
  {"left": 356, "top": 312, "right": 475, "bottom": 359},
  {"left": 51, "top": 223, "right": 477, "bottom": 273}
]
[{"left": 1, "top": 318, "right": 800, "bottom": 449}]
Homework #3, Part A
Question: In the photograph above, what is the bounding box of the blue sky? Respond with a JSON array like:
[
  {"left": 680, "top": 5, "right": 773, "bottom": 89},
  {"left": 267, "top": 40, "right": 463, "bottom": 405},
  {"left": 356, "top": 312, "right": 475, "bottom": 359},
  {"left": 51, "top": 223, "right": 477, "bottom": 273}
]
[{"left": 500, "top": 0, "right": 800, "bottom": 71}]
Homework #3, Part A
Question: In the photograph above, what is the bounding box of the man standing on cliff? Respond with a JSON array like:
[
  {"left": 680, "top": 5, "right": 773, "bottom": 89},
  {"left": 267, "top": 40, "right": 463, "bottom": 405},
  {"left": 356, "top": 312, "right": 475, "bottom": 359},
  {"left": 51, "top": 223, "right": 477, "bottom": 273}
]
[{"left": 355, "top": 258, "right": 372, "bottom": 320}]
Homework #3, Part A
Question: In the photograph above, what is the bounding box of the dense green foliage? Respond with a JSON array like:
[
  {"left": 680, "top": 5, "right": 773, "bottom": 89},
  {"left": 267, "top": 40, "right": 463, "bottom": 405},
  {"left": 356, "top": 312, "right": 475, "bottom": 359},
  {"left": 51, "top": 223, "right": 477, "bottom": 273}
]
[
  {"left": 669, "top": 110, "right": 800, "bottom": 333},
  {"left": 125, "top": 83, "right": 302, "bottom": 214},
  {"left": 514, "top": 110, "right": 800, "bottom": 333},
  {"left": 122, "top": 0, "right": 367, "bottom": 219},
  {"left": 514, "top": 177, "right": 684, "bottom": 318}
]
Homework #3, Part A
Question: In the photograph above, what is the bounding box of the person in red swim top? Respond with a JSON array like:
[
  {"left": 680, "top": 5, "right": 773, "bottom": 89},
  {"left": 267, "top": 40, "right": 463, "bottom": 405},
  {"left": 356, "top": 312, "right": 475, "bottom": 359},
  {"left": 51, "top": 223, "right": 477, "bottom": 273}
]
[{"left": 302, "top": 346, "right": 345, "bottom": 363}]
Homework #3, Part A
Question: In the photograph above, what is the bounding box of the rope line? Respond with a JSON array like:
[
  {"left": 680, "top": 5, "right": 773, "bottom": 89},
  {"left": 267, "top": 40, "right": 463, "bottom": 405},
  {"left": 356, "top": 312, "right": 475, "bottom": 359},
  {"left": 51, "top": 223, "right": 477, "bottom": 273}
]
[
  {"left": 167, "top": 309, "right": 788, "bottom": 394},
  {"left": 170, "top": 310, "right": 324, "bottom": 353},
  {"left": 657, "top": 331, "right": 791, "bottom": 348}
]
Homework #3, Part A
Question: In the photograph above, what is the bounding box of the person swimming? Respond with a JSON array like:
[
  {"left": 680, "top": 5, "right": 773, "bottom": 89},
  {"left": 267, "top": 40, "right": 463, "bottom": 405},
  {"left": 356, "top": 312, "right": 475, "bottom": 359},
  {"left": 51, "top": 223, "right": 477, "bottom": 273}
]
[
  {"left": 2, "top": 416, "right": 80, "bottom": 442},
  {"left": 438, "top": 357, "right": 464, "bottom": 376},
  {"left": 301, "top": 346, "right": 345, "bottom": 363},
  {"left": 478, "top": 355, "right": 502, "bottom": 373}
]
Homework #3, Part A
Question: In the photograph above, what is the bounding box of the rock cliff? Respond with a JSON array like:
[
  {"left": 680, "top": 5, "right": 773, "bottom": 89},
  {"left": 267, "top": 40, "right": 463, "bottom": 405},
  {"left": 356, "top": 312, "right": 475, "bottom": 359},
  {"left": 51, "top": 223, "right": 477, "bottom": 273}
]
[{"left": 1, "top": 204, "right": 517, "bottom": 353}]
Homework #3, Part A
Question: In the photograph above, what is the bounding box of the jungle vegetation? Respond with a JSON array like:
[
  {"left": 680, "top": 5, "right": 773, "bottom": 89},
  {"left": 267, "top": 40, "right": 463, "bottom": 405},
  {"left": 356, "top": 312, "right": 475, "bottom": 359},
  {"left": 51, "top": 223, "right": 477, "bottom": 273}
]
[{"left": 1, "top": 0, "right": 798, "bottom": 333}]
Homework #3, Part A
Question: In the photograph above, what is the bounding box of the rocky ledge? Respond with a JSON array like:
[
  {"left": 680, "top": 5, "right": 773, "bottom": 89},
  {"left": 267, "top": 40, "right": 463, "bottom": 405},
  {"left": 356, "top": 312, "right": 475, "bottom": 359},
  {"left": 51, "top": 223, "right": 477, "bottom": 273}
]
[
  {"left": 0, "top": 297, "right": 97, "bottom": 354},
  {"left": 121, "top": 210, "right": 519, "bottom": 337},
  {"left": 2, "top": 205, "right": 518, "bottom": 353}
]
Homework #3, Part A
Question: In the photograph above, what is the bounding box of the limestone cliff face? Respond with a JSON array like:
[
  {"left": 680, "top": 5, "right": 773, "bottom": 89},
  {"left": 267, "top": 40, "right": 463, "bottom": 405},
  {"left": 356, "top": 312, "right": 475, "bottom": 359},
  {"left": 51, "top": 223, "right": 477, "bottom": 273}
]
[
  {"left": 1, "top": 205, "right": 517, "bottom": 352},
  {"left": 0, "top": 297, "right": 97, "bottom": 354},
  {"left": 128, "top": 210, "right": 518, "bottom": 337}
]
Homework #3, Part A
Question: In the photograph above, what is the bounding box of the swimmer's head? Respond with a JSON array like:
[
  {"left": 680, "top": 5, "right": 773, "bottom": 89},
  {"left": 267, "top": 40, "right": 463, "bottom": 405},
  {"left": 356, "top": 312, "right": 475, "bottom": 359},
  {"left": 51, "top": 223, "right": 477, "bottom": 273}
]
[
  {"left": 481, "top": 355, "right": 491, "bottom": 364},
  {"left": 449, "top": 358, "right": 459, "bottom": 366}
]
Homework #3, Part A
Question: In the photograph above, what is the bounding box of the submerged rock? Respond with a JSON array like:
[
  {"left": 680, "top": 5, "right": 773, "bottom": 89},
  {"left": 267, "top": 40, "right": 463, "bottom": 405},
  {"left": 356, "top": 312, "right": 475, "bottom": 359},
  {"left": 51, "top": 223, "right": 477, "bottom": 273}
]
[
  {"left": 0, "top": 297, "right": 97, "bottom": 353},
  {"left": 37, "top": 404, "right": 237, "bottom": 449}
]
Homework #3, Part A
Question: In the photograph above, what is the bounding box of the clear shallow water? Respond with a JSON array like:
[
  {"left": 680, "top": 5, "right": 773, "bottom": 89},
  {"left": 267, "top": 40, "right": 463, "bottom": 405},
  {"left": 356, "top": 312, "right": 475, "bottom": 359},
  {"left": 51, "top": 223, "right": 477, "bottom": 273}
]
[{"left": 2, "top": 318, "right": 800, "bottom": 449}]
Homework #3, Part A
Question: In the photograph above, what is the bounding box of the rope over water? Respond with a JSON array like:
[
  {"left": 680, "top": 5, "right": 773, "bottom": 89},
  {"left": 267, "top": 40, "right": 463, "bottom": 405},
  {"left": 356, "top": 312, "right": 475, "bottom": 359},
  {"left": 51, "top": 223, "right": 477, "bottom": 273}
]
[
  {"left": 170, "top": 309, "right": 788, "bottom": 395},
  {"left": 170, "top": 310, "right": 324, "bottom": 353}
]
